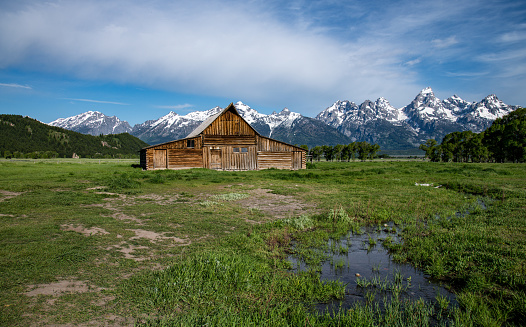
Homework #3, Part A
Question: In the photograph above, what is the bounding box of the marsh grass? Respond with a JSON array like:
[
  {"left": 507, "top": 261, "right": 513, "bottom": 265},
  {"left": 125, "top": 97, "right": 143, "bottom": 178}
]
[{"left": 0, "top": 160, "right": 525, "bottom": 325}]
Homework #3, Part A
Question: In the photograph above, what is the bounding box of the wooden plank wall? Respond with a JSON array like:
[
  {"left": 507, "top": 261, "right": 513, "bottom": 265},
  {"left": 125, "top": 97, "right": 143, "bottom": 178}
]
[
  {"left": 257, "top": 136, "right": 306, "bottom": 170},
  {"left": 168, "top": 149, "right": 203, "bottom": 169},
  {"left": 143, "top": 137, "right": 202, "bottom": 170},
  {"left": 258, "top": 152, "right": 293, "bottom": 170},
  {"left": 203, "top": 146, "right": 257, "bottom": 170},
  {"left": 292, "top": 151, "right": 303, "bottom": 170},
  {"left": 203, "top": 135, "right": 257, "bottom": 146},
  {"left": 203, "top": 111, "right": 256, "bottom": 136},
  {"left": 257, "top": 136, "right": 295, "bottom": 152}
]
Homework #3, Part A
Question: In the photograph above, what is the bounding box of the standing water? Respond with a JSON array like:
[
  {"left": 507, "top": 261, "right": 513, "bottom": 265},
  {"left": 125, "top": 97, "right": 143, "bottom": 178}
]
[{"left": 288, "top": 223, "right": 457, "bottom": 313}]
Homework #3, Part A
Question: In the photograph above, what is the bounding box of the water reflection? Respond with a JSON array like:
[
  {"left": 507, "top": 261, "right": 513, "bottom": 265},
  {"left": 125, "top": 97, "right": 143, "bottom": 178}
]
[{"left": 288, "top": 223, "right": 457, "bottom": 313}]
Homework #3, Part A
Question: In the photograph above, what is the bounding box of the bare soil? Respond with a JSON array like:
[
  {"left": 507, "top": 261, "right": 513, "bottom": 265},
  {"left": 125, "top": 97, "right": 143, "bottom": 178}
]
[{"left": 236, "top": 188, "right": 318, "bottom": 219}]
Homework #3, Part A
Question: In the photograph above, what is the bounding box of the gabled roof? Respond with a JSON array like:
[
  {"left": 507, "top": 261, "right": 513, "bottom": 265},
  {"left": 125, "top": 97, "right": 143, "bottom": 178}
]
[{"left": 186, "top": 103, "right": 260, "bottom": 138}]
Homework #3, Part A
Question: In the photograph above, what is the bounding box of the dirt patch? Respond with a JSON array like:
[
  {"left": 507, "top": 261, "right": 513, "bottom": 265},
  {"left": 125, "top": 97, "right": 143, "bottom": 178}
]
[
  {"left": 25, "top": 279, "right": 103, "bottom": 297},
  {"left": 134, "top": 193, "right": 182, "bottom": 205},
  {"left": 61, "top": 224, "right": 110, "bottom": 236},
  {"left": 108, "top": 212, "right": 143, "bottom": 224},
  {"left": 84, "top": 192, "right": 186, "bottom": 225},
  {"left": 0, "top": 189, "right": 24, "bottom": 202},
  {"left": 127, "top": 229, "right": 190, "bottom": 245},
  {"left": 236, "top": 188, "right": 318, "bottom": 219},
  {"left": 106, "top": 242, "right": 150, "bottom": 261}
]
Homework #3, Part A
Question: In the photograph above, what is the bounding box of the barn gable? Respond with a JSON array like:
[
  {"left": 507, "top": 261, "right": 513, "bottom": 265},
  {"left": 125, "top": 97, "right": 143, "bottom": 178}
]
[{"left": 140, "top": 103, "right": 306, "bottom": 171}]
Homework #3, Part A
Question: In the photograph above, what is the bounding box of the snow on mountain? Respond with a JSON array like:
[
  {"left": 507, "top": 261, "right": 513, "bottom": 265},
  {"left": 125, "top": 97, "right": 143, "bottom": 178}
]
[
  {"left": 127, "top": 102, "right": 314, "bottom": 145},
  {"left": 48, "top": 88, "right": 519, "bottom": 150},
  {"left": 49, "top": 111, "right": 132, "bottom": 136},
  {"left": 316, "top": 87, "right": 519, "bottom": 149},
  {"left": 234, "top": 101, "right": 265, "bottom": 124}
]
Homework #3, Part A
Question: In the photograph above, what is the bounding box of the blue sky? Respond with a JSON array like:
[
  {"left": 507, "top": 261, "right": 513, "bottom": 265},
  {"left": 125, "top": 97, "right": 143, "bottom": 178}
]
[{"left": 1, "top": 0, "right": 525, "bottom": 125}]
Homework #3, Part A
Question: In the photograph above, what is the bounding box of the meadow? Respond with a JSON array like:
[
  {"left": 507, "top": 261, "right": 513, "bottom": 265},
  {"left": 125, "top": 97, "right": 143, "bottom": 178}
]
[{"left": 0, "top": 159, "right": 524, "bottom": 326}]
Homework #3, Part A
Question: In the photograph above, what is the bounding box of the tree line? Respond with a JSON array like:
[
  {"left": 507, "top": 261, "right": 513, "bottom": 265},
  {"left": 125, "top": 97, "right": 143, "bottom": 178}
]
[
  {"left": 300, "top": 141, "right": 381, "bottom": 162},
  {"left": 0, "top": 114, "right": 149, "bottom": 159},
  {"left": 419, "top": 108, "right": 525, "bottom": 163}
]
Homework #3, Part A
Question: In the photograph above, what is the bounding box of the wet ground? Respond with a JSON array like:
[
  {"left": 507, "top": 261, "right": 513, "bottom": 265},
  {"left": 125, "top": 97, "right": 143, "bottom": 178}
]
[{"left": 288, "top": 223, "right": 457, "bottom": 313}]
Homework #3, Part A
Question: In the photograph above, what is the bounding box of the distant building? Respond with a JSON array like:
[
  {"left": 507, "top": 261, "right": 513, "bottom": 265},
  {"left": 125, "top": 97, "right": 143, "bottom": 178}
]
[{"left": 140, "top": 103, "right": 306, "bottom": 171}]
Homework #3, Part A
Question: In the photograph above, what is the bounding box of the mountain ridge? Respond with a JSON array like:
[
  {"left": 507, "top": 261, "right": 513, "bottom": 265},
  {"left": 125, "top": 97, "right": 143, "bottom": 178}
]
[{"left": 48, "top": 89, "right": 520, "bottom": 150}]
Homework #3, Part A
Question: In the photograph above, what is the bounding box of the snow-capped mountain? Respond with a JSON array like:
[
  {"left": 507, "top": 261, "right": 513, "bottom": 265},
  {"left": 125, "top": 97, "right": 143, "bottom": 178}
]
[
  {"left": 49, "top": 111, "right": 132, "bottom": 136},
  {"left": 316, "top": 87, "right": 519, "bottom": 149},
  {"left": 48, "top": 89, "right": 520, "bottom": 150},
  {"left": 131, "top": 106, "right": 222, "bottom": 145},
  {"left": 132, "top": 101, "right": 350, "bottom": 146}
]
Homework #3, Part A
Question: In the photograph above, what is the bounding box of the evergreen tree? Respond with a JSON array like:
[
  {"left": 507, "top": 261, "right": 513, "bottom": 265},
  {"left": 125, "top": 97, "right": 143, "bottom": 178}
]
[{"left": 484, "top": 108, "right": 526, "bottom": 162}]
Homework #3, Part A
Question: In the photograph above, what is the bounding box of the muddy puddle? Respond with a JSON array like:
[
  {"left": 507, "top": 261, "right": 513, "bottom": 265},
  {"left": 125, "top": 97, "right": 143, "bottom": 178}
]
[{"left": 288, "top": 223, "right": 457, "bottom": 313}]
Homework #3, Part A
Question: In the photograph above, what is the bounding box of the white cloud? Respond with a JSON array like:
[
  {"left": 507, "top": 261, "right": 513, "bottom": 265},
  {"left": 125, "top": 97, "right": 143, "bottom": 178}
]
[
  {"left": 500, "top": 31, "right": 526, "bottom": 43},
  {"left": 0, "top": 0, "right": 420, "bottom": 111},
  {"left": 156, "top": 104, "right": 194, "bottom": 110},
  {"left": 405, "top": 58, "right": 421, "bottom": 66},
  {"left": 0, "top": 83, "right": 32, "bottom": 89},
  {"left": 1, "top": 0, "right": 524, "bottom": 112},
  {"left": 63, "top": 98, "right": 129, "bottom": 105},
  {"left": 432, "top": 36, "right": 459, "bottom": 49}
]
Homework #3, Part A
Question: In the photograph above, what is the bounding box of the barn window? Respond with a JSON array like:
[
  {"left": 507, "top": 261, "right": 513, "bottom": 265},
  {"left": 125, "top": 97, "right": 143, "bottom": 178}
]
[
  {"left": 187, "top": 140, "right": 195, "bottom": 148},
  {"left": 233, "top": 147, "right": 247, "bottom": 153}
]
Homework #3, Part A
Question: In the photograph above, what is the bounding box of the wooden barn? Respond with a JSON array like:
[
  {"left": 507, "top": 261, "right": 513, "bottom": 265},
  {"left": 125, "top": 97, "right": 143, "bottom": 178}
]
[{"left": 140, "top": 103, "right": 306, "bottom": 171}]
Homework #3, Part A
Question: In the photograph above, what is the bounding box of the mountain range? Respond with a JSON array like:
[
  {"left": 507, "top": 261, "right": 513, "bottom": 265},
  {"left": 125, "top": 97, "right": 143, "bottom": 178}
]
[{"left": 49, "top": 88, "right": 520, "bottom": 151}]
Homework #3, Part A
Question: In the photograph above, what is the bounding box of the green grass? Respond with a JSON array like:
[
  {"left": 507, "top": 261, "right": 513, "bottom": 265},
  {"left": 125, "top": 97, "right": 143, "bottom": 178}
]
[{"left": 0, "top": 159, "right": 525, "bottom": 325}]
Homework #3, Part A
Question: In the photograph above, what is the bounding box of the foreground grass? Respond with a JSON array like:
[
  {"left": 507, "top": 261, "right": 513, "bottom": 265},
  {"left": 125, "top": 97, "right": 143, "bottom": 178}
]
[{"left": 0, "top": 159, "right": 524, "bottom": 326}]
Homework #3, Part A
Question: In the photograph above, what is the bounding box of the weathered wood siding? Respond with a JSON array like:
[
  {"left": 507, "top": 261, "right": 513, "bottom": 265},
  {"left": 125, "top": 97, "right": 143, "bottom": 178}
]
[
  {"left": 203, "top": 135, "right": 257, "bottom": 146},
  {"left": 257, "top": 136, "right": 293, "bottom": 152},
  {"left": 168, "top": 149, "right": 203, "bottom": 169},
  {"left": 257, "top": 152, "right": 293, "bottom": 170},
  {"left": 203, "top": 146, "right": 257, "bottom": 170},
  {"left": 153, "top": 149, "right": 167, "bottom": 169},
  {"left": 256, "top": 136, "right": 306, "bottom": 170},
  {"left": 292, "top": 151, "right": 304, "bottom": 170},
  {"left": 202, "top": 111, "right": 256, "bottom": 136},
  {"left": 142, "top": 137, "right": 202, "bottom": 170}
]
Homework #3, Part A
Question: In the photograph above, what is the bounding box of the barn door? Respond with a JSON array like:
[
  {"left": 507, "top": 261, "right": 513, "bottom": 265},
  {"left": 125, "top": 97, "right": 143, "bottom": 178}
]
[
  {"left": 153, "top": 149, "right": 167, "bottom": 169},
  {"left": 210, "top": 149, "right": 222, "bottom": 170},
  {"left": 292, "top": 151, "right": 303, "bottom": 170}
]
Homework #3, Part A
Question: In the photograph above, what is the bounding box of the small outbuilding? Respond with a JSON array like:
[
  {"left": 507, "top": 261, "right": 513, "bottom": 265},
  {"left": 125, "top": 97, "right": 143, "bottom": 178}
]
[{"left": 140, "top": 103, "right": 306, "bottom": 171}]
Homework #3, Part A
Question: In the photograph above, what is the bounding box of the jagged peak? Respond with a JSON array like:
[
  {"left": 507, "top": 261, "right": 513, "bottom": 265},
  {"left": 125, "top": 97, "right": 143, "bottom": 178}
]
[
  {"left": 375, "top": 97, "right": 392, "bottom": 106},
  {"left": 84, "top": 110, "right": 103, "bottom": 115},
  {"left": 483, "top": 94, "right": 499, "bottom": 101},
  {"left": 420, "top": 87, "right": 434, "bottom": 95}
]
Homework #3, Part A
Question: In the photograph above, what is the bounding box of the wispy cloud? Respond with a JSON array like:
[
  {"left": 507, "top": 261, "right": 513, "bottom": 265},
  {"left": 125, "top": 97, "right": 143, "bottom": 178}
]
[
  {"left": 499, "top": 31, "right": 526, "bottom": 43},
  {"left": 432, "top": 36, "right": 459, "bottom": 49},
  {"left": 0, "top": 83, "right": 32, "bottom": 89},
  {"left": 0, "top": 0, "right": 421, "bottom": 109},
  {"left": 445, "top": 71, "right": 489, "bottom": 77},
  {"left": 0, "top": 0, "right": 525, "bottom": 110},
  {"left": 156, "top": 104, "right": 194, "bottom": 110},
  {"left": 63, "top": 98, "right": 129, "bottom": 105},
  {"left": 405, "top": 58, "right": 421, "bottom": 66}
]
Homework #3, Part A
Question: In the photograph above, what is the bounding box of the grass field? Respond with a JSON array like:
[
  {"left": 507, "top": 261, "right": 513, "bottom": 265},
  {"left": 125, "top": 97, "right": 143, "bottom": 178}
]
[{"left": 0, "top": 159, "right": 524, "bottom": 326}]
